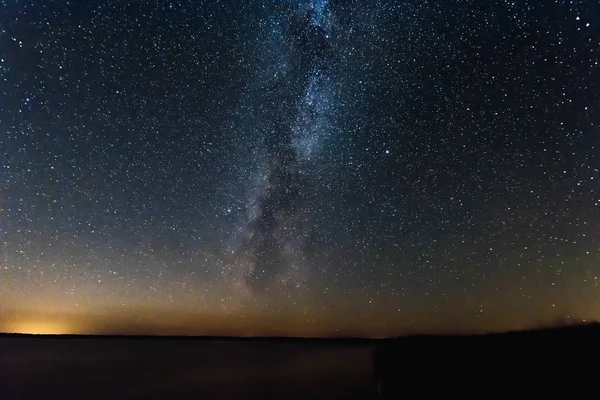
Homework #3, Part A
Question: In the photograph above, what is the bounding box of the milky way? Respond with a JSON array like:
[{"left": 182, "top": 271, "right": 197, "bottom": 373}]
[
  {"left": 224, "top": 1, "right": 334, "bottom": 298},
  {"left": 1, "top": 1, "right": 600, "bottom": 336}
]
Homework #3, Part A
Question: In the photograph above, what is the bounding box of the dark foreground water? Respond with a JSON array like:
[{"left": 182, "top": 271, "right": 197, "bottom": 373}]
[{"left": 0, "top": 338, "right": 377, "bottom": 399}]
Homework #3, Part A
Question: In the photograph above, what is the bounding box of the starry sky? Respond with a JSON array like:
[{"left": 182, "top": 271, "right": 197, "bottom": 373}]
[{"left": 1, "top": 0, "right": 599, "bottom": 337}]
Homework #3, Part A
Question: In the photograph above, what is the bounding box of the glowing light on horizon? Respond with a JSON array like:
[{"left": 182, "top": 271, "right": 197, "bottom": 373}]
[{"left": 5, "top": 321, "right": 73, "bottom": 335}]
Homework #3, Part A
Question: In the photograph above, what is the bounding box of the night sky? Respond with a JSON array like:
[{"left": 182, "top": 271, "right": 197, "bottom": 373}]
[{"left": 1, "top": 0, "right": 599, "bottom": 337}]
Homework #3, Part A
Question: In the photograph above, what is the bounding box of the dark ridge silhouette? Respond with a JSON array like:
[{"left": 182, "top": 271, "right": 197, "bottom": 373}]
[
  {"left": 374, "top": 322, "right": 600, "bottom": 399},
  {"left": 2, "top": 320, "right": 597, "bottom": 340}
]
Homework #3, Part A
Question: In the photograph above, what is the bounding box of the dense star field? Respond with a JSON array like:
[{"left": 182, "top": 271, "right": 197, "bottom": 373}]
[{"left": 1, "top": 0, "right": 599, "bottom": 336}]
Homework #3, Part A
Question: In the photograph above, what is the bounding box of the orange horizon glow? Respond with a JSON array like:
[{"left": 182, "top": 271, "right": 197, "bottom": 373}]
[
  {"left": 2, "top": 304, "right": 597, "bottom": 338},
  {"left": 4, "top": 320, "right": 75, "bottom": 335}
]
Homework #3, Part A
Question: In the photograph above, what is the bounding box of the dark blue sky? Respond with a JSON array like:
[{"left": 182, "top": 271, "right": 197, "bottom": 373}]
[{"left": 1, "top": 0, "right": 599, "bottom": 336}]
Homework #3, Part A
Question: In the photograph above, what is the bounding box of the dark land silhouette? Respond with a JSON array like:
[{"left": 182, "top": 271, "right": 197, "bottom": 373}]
[
  {"left": 374, "top": 322, "right": 599, "bottom": 398},
  {"left": 0, "top": 323, "right": 598, "bottom": 399}
]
